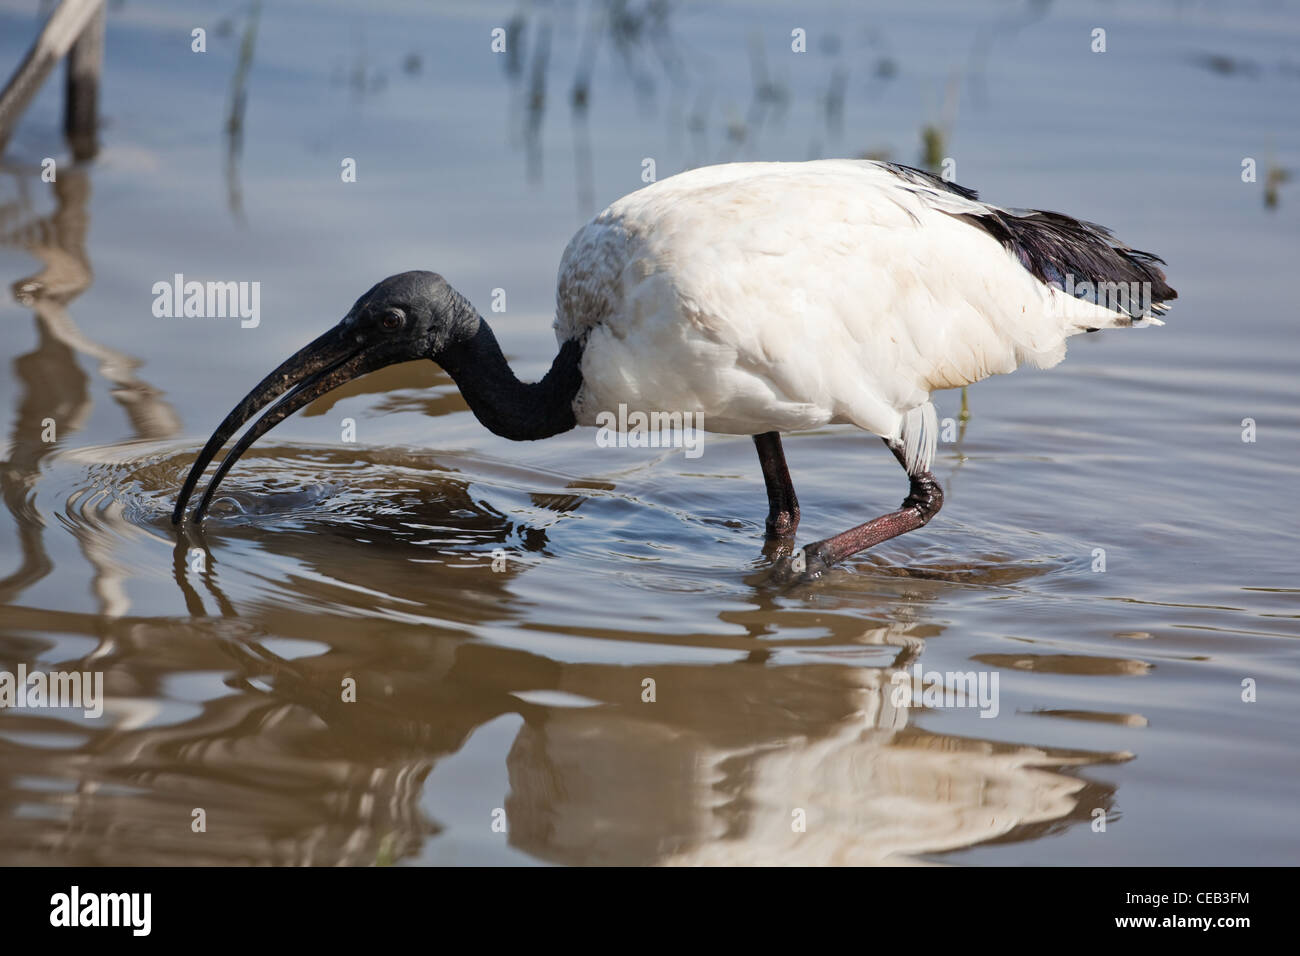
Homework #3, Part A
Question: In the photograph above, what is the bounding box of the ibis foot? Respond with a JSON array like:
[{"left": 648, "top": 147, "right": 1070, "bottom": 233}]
[
  {"left": 763, "top": 545, "right": 834, "bottom": 587},
  {"left": 760, "top": 535, "right": 799, "bottom": 561},
  {"left": 757, "top": 438, "right": 944, "bottom": 588}
]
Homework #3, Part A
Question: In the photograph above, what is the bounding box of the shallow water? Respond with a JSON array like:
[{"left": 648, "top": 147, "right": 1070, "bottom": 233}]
[{"left": 0, "top": 0, "right": 1297, "bottom": 865}]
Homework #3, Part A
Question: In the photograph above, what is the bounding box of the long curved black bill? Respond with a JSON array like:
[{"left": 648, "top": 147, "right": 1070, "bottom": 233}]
[{"left": 172, "top": 326, "right": 382, "bottom": 524}]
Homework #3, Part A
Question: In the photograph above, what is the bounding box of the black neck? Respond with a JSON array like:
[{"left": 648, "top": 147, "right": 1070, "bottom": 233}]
[{"left": 436, "top": 319, "right": 584, "bottom": 441}]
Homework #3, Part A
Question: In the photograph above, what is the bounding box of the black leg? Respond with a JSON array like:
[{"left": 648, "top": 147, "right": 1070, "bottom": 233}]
[
  {"left": 753, "top": 432, "right": 799, "bottom": 541},
  {"left": 772, "top": 438, "right": 943, "bottom": 583}
]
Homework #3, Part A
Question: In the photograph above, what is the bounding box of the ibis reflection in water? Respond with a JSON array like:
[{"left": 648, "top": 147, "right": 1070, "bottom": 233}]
[{"left": 172, "top": 160, "right": 1176, "bottom": 582}]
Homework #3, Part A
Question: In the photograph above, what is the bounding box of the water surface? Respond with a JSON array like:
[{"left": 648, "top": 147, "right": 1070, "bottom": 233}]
[{"left": 0, "top": 0, "right": 1297, "bottom": 865}]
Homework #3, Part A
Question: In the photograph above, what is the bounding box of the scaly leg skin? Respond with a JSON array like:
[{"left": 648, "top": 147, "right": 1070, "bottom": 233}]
[
  {"left": 766, "top": 439, "right": 944, "bottom": 586},
  {"left": 753, "top": 432, "right": 800, "bottom": 558}
]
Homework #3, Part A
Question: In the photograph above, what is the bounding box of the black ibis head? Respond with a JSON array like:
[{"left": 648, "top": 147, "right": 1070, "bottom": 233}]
[{"left": 172, "top": 270, "right": 474, "bottom": 524}]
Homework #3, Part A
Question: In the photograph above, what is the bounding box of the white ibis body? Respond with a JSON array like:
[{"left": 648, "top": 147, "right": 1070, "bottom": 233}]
[{"left": 173, "top": 160, "right": 1175, "bottom": 581}]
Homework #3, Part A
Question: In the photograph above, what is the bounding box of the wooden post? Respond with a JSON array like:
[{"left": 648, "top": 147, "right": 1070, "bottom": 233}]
[
  {"left": 64, "top": 0, "right": 105, "bottom": 161},
  {"left": 0, "top": 0, "right": 104, "bottom": 155}
]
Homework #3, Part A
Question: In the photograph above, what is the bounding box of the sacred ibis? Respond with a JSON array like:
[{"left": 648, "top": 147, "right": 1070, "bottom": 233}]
[{"left": 173, "top": 160, "right": 1175, "bottom": 581}]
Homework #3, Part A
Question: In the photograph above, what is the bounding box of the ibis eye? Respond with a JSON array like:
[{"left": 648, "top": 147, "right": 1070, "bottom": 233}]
[{"left": 381, "top": 309, "right": 404, "bottom": 331}]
